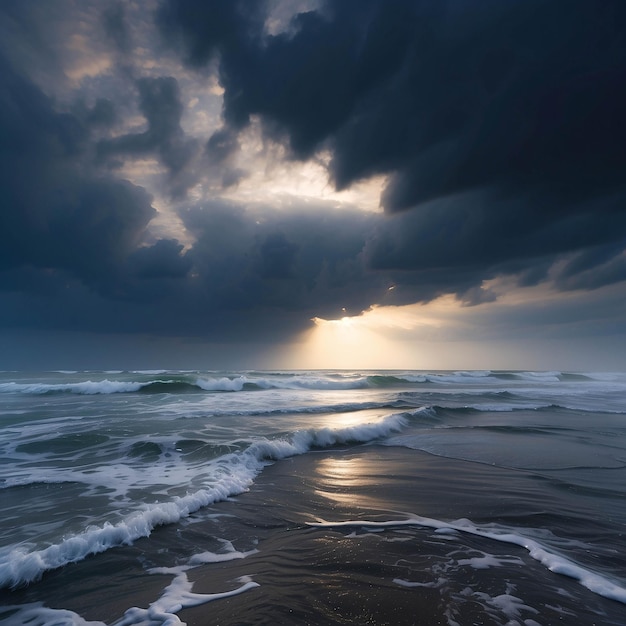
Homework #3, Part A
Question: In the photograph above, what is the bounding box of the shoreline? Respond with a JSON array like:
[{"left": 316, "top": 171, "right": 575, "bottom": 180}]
[
  {"left": 176, "top": 445, "right": 626, "bottom": 625},
  {"left": 3, "top": 444, "right": 626, "bottom": 625}
]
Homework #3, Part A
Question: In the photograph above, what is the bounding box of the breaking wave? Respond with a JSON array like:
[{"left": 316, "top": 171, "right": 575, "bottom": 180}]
[
  {"left": 0, "top": 409, "right": 411, "bottom": 589},
  {"left": 0, "top": 370, "right": 609, "bottom": 397}
]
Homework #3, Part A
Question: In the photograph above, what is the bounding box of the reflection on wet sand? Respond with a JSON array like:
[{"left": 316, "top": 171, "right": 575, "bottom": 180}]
[{"left": 314, "top": 453, "right": 403, "bottom": 508}]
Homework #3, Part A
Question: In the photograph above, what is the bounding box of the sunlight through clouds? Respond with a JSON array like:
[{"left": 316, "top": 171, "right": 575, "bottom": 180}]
[
  {"left": 303, "top": 298, "right": 457, "bottom": 369},
  {"left": 0, "top": 0, "right": 624, "bottom": 370},
  {"left": 296, "top": 281, "right": 626, "bottom": 371},
  {"left": 220, "top": 122, "right": 386, "bottom": 212}
]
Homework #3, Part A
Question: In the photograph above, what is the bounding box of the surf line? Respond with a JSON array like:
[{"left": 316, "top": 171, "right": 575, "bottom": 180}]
[{"left": 306, "top": 515, "right": 626, "bottom": 605}]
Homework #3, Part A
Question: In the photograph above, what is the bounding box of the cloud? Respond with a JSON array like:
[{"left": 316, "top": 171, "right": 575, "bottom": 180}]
[
  {"left": 0, "top": 54, "right": 155, "bottom": 287},
  {"left": 178, "top": 199, "right": 383, "bottom": 322},
  {"left": 1, "top": 0, "right": 625, "bottom": 366},
  {"left": 159, "top": 0, "right": 626, "bottom": 298},
  {"left": 98, "top": 76, "right": 201, "bottom": 196},
  {"left": 156, "top": 0, "right": 267, "bottom": 69},
  {"left": 102, "top": 1, "right": 131, "bottom": 54},
  {"left": 363, "top": 188, "right": 626, "bottom": 288},
  {"left": 129, "top": 239, "right": 192, "bottom": 279}
]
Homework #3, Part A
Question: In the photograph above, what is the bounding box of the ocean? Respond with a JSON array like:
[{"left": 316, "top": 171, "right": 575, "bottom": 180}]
[{"left": 0, "top": 369, "right": 625, "bottom": 625}]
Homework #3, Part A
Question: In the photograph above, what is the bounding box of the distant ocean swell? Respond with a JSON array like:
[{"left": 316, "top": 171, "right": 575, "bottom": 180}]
[
  {"left": 0, "top": 370, "right": 606, "bottom": 396},
  {"left": 0, "top": 410, "right": 410, "bottom": 589}
]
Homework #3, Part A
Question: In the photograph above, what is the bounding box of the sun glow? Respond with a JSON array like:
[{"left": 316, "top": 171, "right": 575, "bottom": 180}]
[
  {"left": 220, "top": 121, "right": 386, "bottom": 212},
  {"left": 305, "top": 315, "right": 390, "bottom": 369},
  {"left": 287, "top": 278, "right": 626, "bottom": 371},
  {"left": 295, "top": 294, "right": 488, "bottom": 370},
  {"left": 302, "top": 303, "right": 451, "bottom": 369}
]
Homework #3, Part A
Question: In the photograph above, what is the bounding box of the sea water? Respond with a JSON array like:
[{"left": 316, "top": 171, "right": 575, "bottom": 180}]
[{"left": 0, "top": 370, "right": 625, "bottom": 625}]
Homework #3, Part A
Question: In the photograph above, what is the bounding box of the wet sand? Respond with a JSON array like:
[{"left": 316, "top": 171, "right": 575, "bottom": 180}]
[{"left": 178, "top": 446, "right": 625, "bottom": 625}]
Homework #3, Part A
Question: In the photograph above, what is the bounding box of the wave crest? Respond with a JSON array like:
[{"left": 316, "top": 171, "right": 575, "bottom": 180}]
[{"left": 0, "top": 410, "right": 411, "bottom": 589}]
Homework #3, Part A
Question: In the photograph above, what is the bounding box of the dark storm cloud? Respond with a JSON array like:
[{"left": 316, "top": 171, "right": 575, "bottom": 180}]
[
  {"left": 555, "top": 244, "right": 626, "bottom": 291},
  {"left": 98, "top": 76, "right": 200, "bottom": 195},
  {"left": 102, "top": 1, "right": 131, "bottom": 54},
  {"left": 259, "top": 233, "right": 298, "bottom": 279},
  {"left": 0, "top": 31, "right": 381, "bottom": 341},
  {"left": 2, "top": 0, "right": 626, "bottom": 357},
  {"left": 178, "top": 200, "right": 383, "bottom": 323},
  {"left": 0, "top": 54, "right": 155, "bottom": 285},
  {"left": 129, "top": 239, "right": 192, "bottom": 279},
  {"left": 159, "top": 0, "right": 626, "bottom": 297},
  {"left": 2, "top": 199, "right": 383, "bottom": 340},
  {"left": 363, "top": 187, "right": 626, "bottom": 271},
  {"left": 206, "top": 127, "right": 245, "bottom": 188},
  {"left": 156, "top": 0, "right": 267, "bottom": 69},
  {"left": 78, "top": 98, "right": 117, "bottom": 128}
]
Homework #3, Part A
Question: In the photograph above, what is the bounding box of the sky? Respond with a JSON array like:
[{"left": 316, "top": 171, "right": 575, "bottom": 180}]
[{"left": 1, "top": 0, "right": 625, "bottom": 371}]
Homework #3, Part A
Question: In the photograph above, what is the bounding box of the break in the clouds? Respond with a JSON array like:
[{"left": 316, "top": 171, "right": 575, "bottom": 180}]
[{"left": 0, "top": 0, "right": 625, "bottom": 368}]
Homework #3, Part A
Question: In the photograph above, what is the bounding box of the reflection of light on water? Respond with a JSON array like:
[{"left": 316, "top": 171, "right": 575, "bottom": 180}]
[
  {"left": 314, "top": 454, "right": 397, "bottom": 510},
  {"left": 314, "top": 455, "right": 380, "bottom": 505},
  {"left": 318, "top": 456, "right": 362, "bottom": 482},
  {"left": 320, "top": 410, "right": 379, "bottom": 431}
]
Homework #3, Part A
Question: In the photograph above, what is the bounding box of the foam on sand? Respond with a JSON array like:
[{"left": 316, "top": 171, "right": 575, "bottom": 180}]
[
  {"left": 308, "top": 515, "right": 626, "bottom": 605},
  {"left": 0, "top": 542, "right": 259, "bottom": 626}
]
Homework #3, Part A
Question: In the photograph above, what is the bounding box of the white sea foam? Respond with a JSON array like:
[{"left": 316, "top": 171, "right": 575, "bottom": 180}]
[
  {"left": 4, "top": 369, "right": 622, "bottom": 399},
  {"left": 112, "top": 575, "right": 259, "bottom": 626},
  {"left": 420, "top": 371, "right": 498, "bottom": 384},
  {"left": 0, "top": 603, "right": 105, "bottom": 626},
  {"left": 252, "top": 374, "right": 369, "bottom": 390},
  {"left": 292, "top": 410, "right": 408, "bottom": 450},
  {"left": 395, "top": 573, "right": 540, "bottom": 624},
  {"left": 470, "top": 589, "right": 539, "bottom": 623},
  {"left": 307, "top": 516, "right": 626, "bottom": 605},
  {"left": 188, "top": 539, "right": 258, "bottom": 565},
  {"left": 462, "top": 402, "right": 553, "bottom": 412},
  {"left": 0, "top": 411, "right": 409, "bottom": 589},
  {"left": 515, "top": 371, "right": 562, "bottom": 382},
  {"left": 0, "top": 380, "right": 144, "bottom": 395},
  {"left": 195, "top": 376, "right": 247, "bottom": 391},
  {"left": 110, "top": 543, "right": 260, "bottom": 626},
  {"left": 0, "top": 544, "right": 259, "bottom": 626},
  {"left": 0, "top": 373, "right": 370, "bottom": 395},
  {"left": 0, "top": 472, "right": 260, "bottom": 588},
  {"left": 3, "top": 368, "right": 625, "bottom": 622}
]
